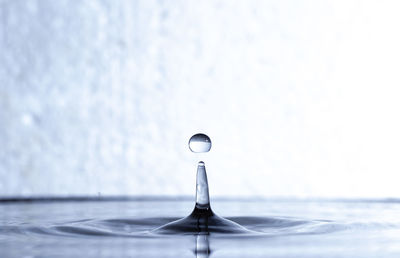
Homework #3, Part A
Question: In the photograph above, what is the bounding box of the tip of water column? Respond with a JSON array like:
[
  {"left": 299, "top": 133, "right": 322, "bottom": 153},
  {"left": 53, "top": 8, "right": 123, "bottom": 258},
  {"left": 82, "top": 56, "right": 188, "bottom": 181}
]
[{"left": 198, "top": 161, "right": 205, "bottom": 166}]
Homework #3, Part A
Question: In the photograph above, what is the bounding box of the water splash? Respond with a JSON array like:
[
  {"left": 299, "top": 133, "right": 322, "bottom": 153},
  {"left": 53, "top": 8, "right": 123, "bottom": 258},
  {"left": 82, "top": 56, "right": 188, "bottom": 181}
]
[{"left": 153, "top": 134, "right": 250, "bottom": 235}]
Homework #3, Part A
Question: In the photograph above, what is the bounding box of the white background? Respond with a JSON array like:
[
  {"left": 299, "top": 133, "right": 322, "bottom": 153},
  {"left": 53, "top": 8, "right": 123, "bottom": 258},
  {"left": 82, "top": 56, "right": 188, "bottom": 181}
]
[{"left": 1, "top": 0, "right": 400, "bottom": 198}]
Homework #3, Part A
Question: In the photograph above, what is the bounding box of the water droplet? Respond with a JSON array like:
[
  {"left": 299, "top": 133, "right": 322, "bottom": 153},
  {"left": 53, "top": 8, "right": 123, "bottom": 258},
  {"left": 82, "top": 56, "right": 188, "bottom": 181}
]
[{"left": 189, "top": 134, "right": 212, "bottom": 153}]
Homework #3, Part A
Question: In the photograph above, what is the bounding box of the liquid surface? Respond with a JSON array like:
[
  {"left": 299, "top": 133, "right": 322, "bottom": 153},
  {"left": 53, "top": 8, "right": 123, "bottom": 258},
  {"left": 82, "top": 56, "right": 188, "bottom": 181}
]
[{"left": 1, "top": 198, "right": 400, "bottom": 257}]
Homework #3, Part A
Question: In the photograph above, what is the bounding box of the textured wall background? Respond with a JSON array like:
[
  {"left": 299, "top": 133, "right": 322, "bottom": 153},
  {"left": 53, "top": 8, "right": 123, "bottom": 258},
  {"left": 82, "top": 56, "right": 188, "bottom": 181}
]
[{"left": 1, "top": 0, "right": 400, "bottom": 198}]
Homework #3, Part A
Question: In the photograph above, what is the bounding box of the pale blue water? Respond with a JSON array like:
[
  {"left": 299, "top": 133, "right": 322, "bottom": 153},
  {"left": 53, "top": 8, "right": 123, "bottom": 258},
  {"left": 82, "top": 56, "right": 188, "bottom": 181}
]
[{"left": 1, "top": 198, "right": 400, "bottom": 257}]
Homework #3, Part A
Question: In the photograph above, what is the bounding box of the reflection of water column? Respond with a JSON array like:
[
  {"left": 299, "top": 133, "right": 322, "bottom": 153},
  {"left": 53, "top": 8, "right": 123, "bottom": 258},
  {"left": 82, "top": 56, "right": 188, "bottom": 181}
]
[{"left": 195, "top": 234, "right": 210, "bottom": 258}]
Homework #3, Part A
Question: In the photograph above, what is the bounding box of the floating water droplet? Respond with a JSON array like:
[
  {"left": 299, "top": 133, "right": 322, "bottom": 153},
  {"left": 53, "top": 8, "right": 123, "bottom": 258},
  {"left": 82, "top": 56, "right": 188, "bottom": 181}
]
[{"left": 189, "top": 134, "right": 212, "bottom": 153}]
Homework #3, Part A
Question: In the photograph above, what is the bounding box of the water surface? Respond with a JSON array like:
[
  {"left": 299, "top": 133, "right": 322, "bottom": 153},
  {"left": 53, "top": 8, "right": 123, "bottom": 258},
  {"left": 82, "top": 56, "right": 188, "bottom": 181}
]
[{"left": 1, "top": 197, "right": 400, "bottom": 257}]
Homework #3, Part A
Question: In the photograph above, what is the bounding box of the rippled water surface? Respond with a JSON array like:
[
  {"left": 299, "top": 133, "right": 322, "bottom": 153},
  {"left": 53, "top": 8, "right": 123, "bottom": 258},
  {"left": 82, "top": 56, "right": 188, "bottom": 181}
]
[{"left": 1, "top": 198, "right": 400, "bottom": 257}]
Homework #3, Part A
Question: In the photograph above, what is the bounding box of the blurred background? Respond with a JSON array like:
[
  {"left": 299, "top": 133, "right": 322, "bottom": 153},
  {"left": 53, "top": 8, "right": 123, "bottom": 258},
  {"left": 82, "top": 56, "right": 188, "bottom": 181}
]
[{"left": 1, "top": 0, "right": 400, "bottom": 199}]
